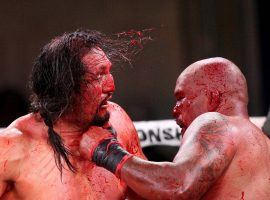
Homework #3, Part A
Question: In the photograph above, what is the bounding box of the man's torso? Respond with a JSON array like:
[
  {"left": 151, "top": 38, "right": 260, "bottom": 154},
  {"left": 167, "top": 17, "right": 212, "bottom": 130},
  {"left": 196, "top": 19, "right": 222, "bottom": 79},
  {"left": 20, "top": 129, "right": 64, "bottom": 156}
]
[
  {"left": 2, "top": 137, "right": 126, "bottom": 200},
  {"left": 1, "top": 102, "right": 143, "bottom": 200},
  {"left": 202, "top": 115, "right": 270, "bottom": 199}
]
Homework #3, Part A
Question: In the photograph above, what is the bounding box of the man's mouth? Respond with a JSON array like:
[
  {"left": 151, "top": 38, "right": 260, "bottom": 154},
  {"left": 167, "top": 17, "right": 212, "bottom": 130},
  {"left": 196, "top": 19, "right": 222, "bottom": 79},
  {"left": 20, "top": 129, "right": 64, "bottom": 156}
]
[{"left": 100, "top": 95, "right": 112, "bottom": 109}]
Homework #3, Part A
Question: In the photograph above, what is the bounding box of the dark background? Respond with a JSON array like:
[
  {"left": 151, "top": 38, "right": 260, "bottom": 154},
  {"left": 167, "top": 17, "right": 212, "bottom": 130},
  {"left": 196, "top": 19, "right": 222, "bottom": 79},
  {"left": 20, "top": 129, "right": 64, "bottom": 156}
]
[{"left": 0, "top": 0, "right": 269, "bottom": 128}]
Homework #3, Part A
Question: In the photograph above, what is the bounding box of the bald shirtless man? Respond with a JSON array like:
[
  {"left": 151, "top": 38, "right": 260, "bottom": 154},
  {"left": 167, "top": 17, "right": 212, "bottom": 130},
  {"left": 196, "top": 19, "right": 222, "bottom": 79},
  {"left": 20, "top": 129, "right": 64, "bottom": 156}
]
[
  {"left": 0, "top": 29, "right": 145, "bottom": 199},
  {"left": 81, "top": 57, "right": 270, "bottom": 199}
]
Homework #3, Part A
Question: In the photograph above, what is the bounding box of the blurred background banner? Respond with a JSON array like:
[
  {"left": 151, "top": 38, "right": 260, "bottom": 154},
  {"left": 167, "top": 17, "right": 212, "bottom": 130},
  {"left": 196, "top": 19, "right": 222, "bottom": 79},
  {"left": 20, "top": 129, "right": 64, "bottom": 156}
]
[
  {"left": 0, "top": 0, "right": 269, "bottom": 125},
  {"left": 135, "top": 119, "right": 182, "bottom": 147}
]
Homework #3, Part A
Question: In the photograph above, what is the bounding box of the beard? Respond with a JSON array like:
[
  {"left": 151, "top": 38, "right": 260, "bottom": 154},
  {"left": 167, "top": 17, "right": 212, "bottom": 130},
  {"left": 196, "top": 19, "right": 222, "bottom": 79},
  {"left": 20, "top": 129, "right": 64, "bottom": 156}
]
[{"left": 91, "top": 110, "right": 110, "bottom": 127}]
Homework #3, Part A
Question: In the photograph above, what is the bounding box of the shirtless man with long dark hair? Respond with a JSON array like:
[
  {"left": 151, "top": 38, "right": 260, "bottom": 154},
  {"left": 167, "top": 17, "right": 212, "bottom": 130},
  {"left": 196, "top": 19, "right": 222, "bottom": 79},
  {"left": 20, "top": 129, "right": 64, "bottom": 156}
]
[{"left": 0, "top": 29, "right": 145, "bottom": 199}]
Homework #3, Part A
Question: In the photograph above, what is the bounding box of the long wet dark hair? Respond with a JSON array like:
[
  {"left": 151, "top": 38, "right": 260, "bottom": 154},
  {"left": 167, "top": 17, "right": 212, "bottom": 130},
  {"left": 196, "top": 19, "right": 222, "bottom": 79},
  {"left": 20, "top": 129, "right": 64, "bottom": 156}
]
[{"left": 29, "top": 29, "right": 147, "bottom": 176}]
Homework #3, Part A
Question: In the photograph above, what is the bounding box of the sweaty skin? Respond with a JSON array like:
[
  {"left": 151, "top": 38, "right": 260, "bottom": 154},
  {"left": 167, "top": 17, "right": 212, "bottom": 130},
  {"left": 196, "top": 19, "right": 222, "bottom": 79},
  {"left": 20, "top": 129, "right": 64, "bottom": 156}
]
[
  {"left": 0, "top": 102, "right": 145, "bottom": 200},
  {"left": 81, "top": 57, "right": 270, "bottom": 199},
  {"left": 0, "top": 47, "right": 145, "bottom": 200}
]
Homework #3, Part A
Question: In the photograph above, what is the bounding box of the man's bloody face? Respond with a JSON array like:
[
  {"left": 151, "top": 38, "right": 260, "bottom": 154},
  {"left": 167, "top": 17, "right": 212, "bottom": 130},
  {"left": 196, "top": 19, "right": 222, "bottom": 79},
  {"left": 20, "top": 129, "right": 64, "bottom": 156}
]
[
  {"left": 172, "top": 75, "right": 208, "bottom": 134},
  {"left": 79, "top": 48, "right": 115, "bottom": 125}
]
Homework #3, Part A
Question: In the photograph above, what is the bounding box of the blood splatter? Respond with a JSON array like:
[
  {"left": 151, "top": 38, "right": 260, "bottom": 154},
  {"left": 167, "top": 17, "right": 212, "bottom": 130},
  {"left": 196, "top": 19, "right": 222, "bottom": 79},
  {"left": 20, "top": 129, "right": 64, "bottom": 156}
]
[
  {"left": 241, "top": 191, "right": 245, "bottom": 200},
  {"left": 116, "top": 28, "right": 154, "bottom": 50}
]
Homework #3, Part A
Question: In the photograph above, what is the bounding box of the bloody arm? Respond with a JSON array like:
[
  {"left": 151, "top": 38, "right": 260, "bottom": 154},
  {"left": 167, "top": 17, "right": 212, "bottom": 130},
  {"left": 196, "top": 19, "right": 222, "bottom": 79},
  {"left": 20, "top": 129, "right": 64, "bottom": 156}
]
[
  {"left": 81, "top": 114, "right": 237, "bottom": 200},
  {"left": 120, "top": 115, "right": 237, "bottom": 199}
]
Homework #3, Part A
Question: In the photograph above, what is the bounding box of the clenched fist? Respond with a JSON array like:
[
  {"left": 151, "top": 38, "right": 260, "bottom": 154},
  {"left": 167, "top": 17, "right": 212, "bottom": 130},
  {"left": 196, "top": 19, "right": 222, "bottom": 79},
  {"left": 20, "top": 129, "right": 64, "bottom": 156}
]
[
  {"left": 79, "top": 126, "right": 132, "bottom": 177},
  {"left": 79, "top": 126, "right": 115, "bottom": 161}
]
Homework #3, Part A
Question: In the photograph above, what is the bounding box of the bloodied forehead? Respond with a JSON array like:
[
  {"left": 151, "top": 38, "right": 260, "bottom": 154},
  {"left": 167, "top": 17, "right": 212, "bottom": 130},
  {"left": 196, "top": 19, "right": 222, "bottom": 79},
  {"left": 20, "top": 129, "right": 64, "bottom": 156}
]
[
  {"left": 174, "top": 66, "right": 200, "bottom": 97},
  {"left": 175, "top": 57, "right": 248, "bottom": 104},
  {"left": 82, "top": 48, "right": 112, "bottom": 75},
  {"left": 174, "top": 57, "right": 241, "bottom": 98}
]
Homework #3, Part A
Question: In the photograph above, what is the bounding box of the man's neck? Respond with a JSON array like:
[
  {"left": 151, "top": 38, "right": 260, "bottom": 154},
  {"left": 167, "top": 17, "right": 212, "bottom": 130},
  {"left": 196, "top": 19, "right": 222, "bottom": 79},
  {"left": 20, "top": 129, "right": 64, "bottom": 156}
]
[
  {"left": 52, "top": 119, "right": 88, "bottom": 154},
  {"left": 217, "top": 100, "right": 249, "bottom": 118}
]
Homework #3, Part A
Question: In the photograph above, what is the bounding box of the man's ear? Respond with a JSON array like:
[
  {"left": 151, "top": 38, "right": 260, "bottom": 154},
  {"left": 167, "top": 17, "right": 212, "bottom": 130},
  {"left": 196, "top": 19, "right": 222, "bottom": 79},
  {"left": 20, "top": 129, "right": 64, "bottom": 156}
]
[{"left": 207, "top": 89, "right": 220, "bottom": 111}]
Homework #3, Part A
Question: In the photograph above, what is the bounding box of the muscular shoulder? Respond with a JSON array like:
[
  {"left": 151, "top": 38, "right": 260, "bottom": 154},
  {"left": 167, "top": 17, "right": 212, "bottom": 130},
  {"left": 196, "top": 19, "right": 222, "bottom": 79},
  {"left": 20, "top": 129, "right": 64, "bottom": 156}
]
[
  {"left": 188, "top": 112, "right": 232, "bottom": 134},
  {"left": 0, "top": 114, "right": 33, "bottom": 147},
  {"left": 107, "top": 102, "right": 133, "bottom": 125},
  {"left": 0, "top": 127, "right": 24, "bottom": 147},
  {"left": 0, "top": 114, "right": 44, "bottom": 172},
  {"left": 0, "top": 126, "right": 28, "bottom": 180},
  {"left": 7, "top": 113, "right": 46, "bottom": 139},
  {"left": 183, "top": 112, "right": 237, "bottom": 149},
  {"left": 107, "top": 102, "right": 135, "bottom": 135},
  {"left": 107, "top": 102, "right": 146, "bottom": 158}
]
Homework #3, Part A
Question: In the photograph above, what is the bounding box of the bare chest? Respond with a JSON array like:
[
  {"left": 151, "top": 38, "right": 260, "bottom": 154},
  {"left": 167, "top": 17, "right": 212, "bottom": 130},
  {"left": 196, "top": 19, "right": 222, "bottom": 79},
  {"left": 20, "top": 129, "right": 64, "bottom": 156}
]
[{"left": 10, "top": 147, "right": 126, "bottom": 200}]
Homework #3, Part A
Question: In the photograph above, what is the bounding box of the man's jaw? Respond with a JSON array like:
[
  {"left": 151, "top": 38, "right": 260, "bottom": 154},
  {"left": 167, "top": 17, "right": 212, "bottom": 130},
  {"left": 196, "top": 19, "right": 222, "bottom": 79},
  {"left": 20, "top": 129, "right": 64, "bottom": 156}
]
[
  {"left": 175, "top": 117, "right": 187, "bottom": 135},
  {"left": 91, "top": 110, "right": 110, "bottom": 127},
  {"left": 91, "top": 95, "right": 112, "bottom": 127}
]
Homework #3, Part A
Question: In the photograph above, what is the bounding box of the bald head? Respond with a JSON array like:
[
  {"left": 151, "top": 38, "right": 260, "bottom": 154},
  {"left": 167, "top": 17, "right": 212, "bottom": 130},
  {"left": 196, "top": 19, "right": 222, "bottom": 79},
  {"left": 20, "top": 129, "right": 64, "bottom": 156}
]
[{"left": 177, "top": 57, "right": 248, "bottom": 104}]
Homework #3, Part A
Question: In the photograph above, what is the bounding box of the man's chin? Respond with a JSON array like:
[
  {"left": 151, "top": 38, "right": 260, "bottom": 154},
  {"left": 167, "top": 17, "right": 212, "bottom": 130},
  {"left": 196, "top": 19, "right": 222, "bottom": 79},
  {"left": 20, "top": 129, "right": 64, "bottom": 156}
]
[
  {"left": 91, "top": 110, "right": 110, "bottom": 127},
  {"left": 176, "top": 120, "right": 187, "bottom": 135}
]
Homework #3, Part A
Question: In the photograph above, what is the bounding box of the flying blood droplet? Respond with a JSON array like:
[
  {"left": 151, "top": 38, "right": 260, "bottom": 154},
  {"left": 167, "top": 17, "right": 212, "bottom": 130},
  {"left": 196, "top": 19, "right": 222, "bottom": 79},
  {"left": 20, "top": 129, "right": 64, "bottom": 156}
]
[
  {"left": 116, "top": 28, "right": 155, "bottom": 50},
  {"left": 136, "top": 31, "right": 142, "bottom": 37},
  {"left": 130, "top": 39, "right": 137, "bottom": 46}
]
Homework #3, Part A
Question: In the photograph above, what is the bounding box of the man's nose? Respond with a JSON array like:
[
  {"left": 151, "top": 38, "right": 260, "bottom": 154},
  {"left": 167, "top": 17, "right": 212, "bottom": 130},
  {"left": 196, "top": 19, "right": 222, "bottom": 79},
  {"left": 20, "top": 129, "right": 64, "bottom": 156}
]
[{"left": 102, "top": 74, "right": 115, "bottom": 93}]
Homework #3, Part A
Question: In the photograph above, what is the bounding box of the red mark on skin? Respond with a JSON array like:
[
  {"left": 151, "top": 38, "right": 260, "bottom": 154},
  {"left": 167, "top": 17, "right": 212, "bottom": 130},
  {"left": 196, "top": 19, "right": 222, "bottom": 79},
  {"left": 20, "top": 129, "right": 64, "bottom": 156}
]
[
  {"left": 7, "top": 140, "right": 10, "bottom": 145},
  {"left": 241, "top": 191, "right": 245, "bottom": 200},
  {"left": 3, "top": 160, "right": 7, "bottom": 171},
  {"left": 128, "top": 134, "right": 139, "bottom": 154},
  {"left": 238, "top": 160, "right": 244, "bottom": 171}
]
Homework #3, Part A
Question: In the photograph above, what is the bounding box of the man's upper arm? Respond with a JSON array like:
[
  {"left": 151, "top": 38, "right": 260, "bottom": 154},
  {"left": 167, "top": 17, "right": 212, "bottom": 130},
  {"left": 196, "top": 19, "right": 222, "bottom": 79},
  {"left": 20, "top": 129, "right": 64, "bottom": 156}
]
[
  {"left": 0, "top": 128, "right": 24, "bottom": 192},
  {"left": 173, "top": 113, "right": 237, "bottom": 199},
  {"left": 108, "top": 102, "right": 147, "bottom": 159}
]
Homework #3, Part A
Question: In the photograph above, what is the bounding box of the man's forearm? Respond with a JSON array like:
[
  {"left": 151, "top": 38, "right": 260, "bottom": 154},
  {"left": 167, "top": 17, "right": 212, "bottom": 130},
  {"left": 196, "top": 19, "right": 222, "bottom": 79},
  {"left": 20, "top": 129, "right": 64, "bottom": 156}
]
[
  {"left": 89, "top": 138, "right": 184, "bottom": 199},
  {"left": 120, "top": 157, "right": 183, "bottom": 200},
  {"left": 88, "top": 137, "right": 192, "bottom": 199}
]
